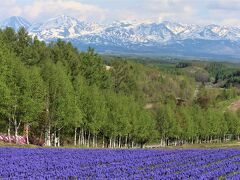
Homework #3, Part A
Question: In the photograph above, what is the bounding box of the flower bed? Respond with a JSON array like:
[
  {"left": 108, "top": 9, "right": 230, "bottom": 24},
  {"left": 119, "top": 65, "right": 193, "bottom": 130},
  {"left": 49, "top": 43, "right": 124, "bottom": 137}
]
[
  {"left": 0, "top": 148, "right": 240, "bottom": 179},
  {"left": 0, "top": 134, "right": 26, "bottom": 144}
]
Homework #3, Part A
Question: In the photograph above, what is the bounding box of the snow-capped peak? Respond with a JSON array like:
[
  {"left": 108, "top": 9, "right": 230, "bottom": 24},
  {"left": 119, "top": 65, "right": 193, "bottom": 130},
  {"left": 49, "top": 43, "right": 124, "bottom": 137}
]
[
  {"left": 161, "top": 21, "right": 187, "bottom": 35},
  {"left": 1, "top": 15, "right": 240, "bottom": 60},
  {"left": 0, "top": 16, "right": 31, "bottom": 31},
  {"left": 1, "top": 15, "right": 240, "bottom": 42},
  {"left": 28, "top": 15, "right": 104, "bottom": 40}
]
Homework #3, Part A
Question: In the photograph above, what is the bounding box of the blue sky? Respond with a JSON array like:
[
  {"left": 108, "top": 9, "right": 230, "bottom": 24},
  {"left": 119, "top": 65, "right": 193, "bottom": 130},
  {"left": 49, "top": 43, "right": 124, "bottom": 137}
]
[{"left": 1, "top": 0, "right": 240, "bottom": 26}]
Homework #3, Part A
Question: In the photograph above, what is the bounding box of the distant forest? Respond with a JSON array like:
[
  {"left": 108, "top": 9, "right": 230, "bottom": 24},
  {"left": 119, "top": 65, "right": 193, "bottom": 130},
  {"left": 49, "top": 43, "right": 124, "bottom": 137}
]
[{"left": 1, "top": 27, "right": 240, "bottom": 148}]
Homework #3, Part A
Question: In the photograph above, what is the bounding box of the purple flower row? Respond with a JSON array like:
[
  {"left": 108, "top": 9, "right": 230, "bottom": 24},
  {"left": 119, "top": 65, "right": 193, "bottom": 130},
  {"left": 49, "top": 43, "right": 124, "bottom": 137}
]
[{"left": 0, "top": 148, "right": 240, "bottom": 179}]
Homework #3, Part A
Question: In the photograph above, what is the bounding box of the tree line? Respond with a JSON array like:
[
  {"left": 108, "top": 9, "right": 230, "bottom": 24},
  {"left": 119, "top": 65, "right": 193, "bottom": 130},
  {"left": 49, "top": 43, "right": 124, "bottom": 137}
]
[
  {"left": 0, "top": 27, "right": 240, "bottom": 148},
  {"left": 0, "top": 27, "right": 155, "bottom": 147}
]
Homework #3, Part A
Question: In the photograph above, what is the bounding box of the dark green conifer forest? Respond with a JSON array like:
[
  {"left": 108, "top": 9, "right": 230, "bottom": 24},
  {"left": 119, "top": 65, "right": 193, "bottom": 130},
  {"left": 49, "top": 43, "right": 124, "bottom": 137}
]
[{"left": 1, "top": 27, "right": 240, "bottom": 147}]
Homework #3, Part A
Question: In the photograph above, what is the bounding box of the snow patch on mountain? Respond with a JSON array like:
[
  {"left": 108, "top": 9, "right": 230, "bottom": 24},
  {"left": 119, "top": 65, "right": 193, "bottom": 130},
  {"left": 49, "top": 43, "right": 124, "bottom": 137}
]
[
  {"left": 1, "top": 15, "right": 240, "bottom": 43},
  {"left": 1, "top": 15, "right": 240, "bottom": 59},
  {"left": 0, "top": 16, "right": 31, "bottom": 31}
]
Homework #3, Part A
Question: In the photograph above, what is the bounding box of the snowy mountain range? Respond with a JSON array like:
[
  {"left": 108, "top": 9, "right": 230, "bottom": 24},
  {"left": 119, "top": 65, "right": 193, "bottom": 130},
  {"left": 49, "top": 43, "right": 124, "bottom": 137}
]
[{"left": 1, "top": 15, "right": 240, "bottom": 60}]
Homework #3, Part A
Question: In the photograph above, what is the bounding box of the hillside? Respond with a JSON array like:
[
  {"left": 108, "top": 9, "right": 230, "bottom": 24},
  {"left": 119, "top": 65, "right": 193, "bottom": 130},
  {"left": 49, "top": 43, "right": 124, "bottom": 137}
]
[{"left": 1, "top": 28, "right": 240, "bottom": 148}]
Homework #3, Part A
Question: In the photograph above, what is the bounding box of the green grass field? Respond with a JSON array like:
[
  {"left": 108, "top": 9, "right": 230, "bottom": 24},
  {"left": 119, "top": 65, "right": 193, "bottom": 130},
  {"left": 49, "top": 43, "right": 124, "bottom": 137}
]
[{"left": 1, "top": 141, "right": 240, "bottom": 149}]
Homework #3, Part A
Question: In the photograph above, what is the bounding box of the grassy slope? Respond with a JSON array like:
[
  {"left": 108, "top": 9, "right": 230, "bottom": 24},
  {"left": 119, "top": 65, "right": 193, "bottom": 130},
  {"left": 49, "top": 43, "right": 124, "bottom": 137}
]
[{"left": 1, "top": 60, "right": 240, "bottom": 150}]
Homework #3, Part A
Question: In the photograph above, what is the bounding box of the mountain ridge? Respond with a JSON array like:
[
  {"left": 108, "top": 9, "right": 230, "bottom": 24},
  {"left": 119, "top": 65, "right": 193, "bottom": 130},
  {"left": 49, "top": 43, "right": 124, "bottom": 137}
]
[{"left": 1, "top": 15, "right": 240, "bottom": 60}]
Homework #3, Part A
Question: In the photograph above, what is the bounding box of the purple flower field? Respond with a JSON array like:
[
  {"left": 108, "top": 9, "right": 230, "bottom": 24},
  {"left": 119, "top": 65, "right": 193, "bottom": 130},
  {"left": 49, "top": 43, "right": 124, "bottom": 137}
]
[{"left": 0, "top": 148, "right": 240, "bottom": 179}]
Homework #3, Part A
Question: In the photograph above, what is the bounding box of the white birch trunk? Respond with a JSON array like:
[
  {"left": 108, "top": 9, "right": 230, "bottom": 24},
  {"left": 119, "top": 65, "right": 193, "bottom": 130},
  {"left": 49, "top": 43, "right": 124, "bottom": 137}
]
[
  {"left": 95, "top": 135, "right": 98, "bottom": 147},
  {"left": 113, "top": 136, "right": 116, "bottom": 148},
  {"left": 14, "top": 125, "right": 18, "bottom": 144},
  {"left": 87, "top": 131, "right": 90, "bottom": 148},
  {"left": 8, "top": 119, "right": 11, "bottom": 143},
  {"left": 119, "top": 136, "right": 121, "bottom": 148},
  {"left": 78, "top": 128, "right": 81, "bottom": 146},
  {"left": 160, "top": 138, "right": 163, "bottom": 147},
  {"left": 84, "top": 130, "right": 87, "bottom": 146},
  {"left": 125, "top": 136, "right": 127, "bottom": 148},
  {"left": 54, "top": 130, "right": 57, "bottom": 147},
  {"left": 74, "top": 127, "right": 77, "bottom": 146},
  {"left": 14, "top": 118, "right": 19, "bottom": 144},
  {"left": 102, "top": 136, "right": 105, "bottom": 148},
  {"left": 25, "top": 123, "right": 29, "bottom": 144},
  {"left": 46, "top": 124, "right": 51, "bottom": 146},
  {"left": 110, "top": 137, "right": 112, "bottom": 148},
  {"left": 82, "top": 129, "right": 85, "bottom": 146},
  {"left": 57, "top": 131, "right": 60, "bottom": 147},
  {"left": 45, "top": 95, "right": 51, "bottom": 146},
  {"left": 92, "top": 135, "right": 95, "bottom": 148}
]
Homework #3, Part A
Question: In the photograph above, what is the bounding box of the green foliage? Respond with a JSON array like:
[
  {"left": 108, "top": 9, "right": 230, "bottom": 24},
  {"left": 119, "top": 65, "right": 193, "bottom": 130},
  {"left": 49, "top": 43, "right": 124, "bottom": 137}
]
[{"left": 1, "top": 27, "right": 240, "bottom": 147}]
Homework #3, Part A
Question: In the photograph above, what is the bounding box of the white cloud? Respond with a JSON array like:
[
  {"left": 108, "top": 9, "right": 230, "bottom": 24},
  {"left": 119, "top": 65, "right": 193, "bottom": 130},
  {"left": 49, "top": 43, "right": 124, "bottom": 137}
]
[
  {"left": 0, "top": 0, "right": 22, "bottom": 19},
  {"left": 111, "top": 0, "right": 240, "bottom": 26},
  {"left": 0, "top": 0, "right": 108, "bottom": 23},
  {"left": 208, "top": 0, "right": 240, "bottom": 11},
  {"left": 109, "top": 0, "right": 200, "bottom": 24},
  {"left": 22, "top": 0, "right": 107, "bottom": 22},
  {"left": 0, "top": 0, "right": 240, "bottom": 26}
]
